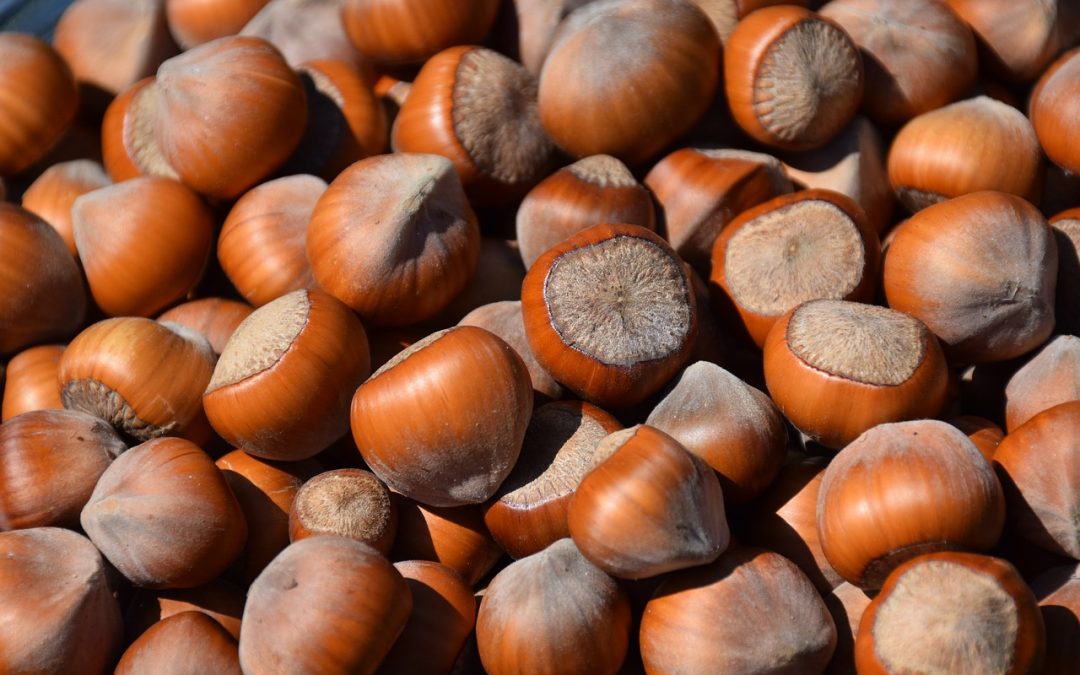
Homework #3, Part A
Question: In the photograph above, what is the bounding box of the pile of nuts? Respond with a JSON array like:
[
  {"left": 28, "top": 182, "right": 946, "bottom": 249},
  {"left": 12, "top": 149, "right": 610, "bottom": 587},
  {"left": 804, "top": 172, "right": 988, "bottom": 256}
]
[{"left": 1, "top": 0, "right": 1079, "bottom": 672}]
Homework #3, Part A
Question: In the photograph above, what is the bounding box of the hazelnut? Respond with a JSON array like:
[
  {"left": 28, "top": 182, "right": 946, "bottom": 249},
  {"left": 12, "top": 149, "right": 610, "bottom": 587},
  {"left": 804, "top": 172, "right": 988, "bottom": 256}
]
[
  {"left": 239, "top": 536, "right": 413, "bottom": 674},
  {"left": 80, "top": 436, "right": 248, "bottom": 588},
  {"left": 1030, "top": 47, "right": 1080, "bottom": 177},
  {"left": 215, "top": 449, "right": 319, "bottom": 584},
  {"left": 476, "top": 538, "right": 631, "bottom": 675},
  {"left": 646, "top": 147, "right": 793, "bottom": 271},
  {"left": 993, "top": 401, "right": 1080, "bottom": 560},
  {"left": 157, "top": 298, "right": 254, "bottom": 356},
  {"left": 646, "top": 361, "right": 788, "bottom": 504},
  {"left": 568, "top": 425, "right": 730, "bottom": 579},
  {"left": 883, "top": 191, "right": 1057, "bottom": 363},
  {"left": 0, "top": 203, "right": 86, "bottom": 355},
  {"left": 521, "top": 223, "right": 698, "bottom": 409},
  {"left": 817, "top": 420, "right": 1006, "bottom": 589},
  {"left": 711, "top": 189, "right": 881, "bottom": 347},
  {"left": 0, "top": 34, "right": 77, "bottom": 175},
  {"left": 1003, "top": 335, "right": 1080, "bottom": 431},
  {"left": 153, "top": 35, "right": 307, "bottom": 198},
  {"left": 0, "top": 409, "right": 126, "bottom": 530},
  {"left": 725, "top": 5, "right": 863, "bottom": 150},
  {"left": 380, "top": 560, "right": 477, "bottom": 674},
  {"left": 60, "top": 317, "right": 216, "bottom": 441},
  {"left": 340, "top": 0, "right": 501, "bottom": 67},
  {"left": 115, "top": 611, "right": 241, "bottom": 675},
  {"left": 856, "top": 552, "right": 1045, "bottom": 674},
  {"left": 640, "top": 546, "right": 837, "bottom": 674},
  {"left": 72, "top": 176, "right": 214, "bottom": 317},
  {"left": 819, "top": 0, "right": 977, "bottom": 126},
  {"left": 484, "top": 400, "right": 623, "bottom": 558},
  {"left": 1, "top": 344, "right": 64, "bottom": 421},
  {"left": 392, "top": 45, "right": 553, "bottom": 203},
  {"left": 0, "top": 528, "right": 123, "bottom": 674},
  {"left": 351, "top": 325, "right": 532, "bottom": 507},
  {"left": 20, "top": 158, "right": 110, "bottom": 257},
  {"left": 887, "top": 98, "right": 1042, "bottom": 212},
  {"left": 517, "top": 154, "right": 656, "bottom": 270},
  {"left": 763, "top": 300, "right": 949, "bottom": 449},
  {"left": 203, "top": 288, "right": 371, "bottom": 461},
  {"left": 390, "top": 496, "right": 503, "bottom": 587},
  {"left": 289, "top": 468, "right": 396, "bottom": 554},
  {"left": 217, "top": 174, "right": 324, "bottom": 307},
  {"left": 306, "top": 153, "right": 480, "bottom": 327},
  {"left": 538, "top": 0, "right": 721, "bottom": 165}
]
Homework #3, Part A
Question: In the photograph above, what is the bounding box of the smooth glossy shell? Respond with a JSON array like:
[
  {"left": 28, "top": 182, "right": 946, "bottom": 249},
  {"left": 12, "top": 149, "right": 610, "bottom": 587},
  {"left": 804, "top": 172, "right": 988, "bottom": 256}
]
[
  {"left": 240, "top": 536, "right": 412, "bottom": 675},
  {"left": 1030, "top": 48, "right": 1080, "bottom": 176},
  {"left": 79, "top": 437, "right": 248, "bottom": 588},
  {"left": 476, "top": 538, "right": 631, "bottom": 675},
  {"left": 351, "top": 326, "right": 533, "bottom": 507},
  {"left": 218, "top": 174, "right": 323, "bottom": 307},
  {"left": 538, "top": 0, "right": 721, "bottom": 165},
  {"left": 640, "top": 547, "right": 837, "bottom": 674},
  {"left": 0, "top": 528, "right": 123, "bottom": 674},
  {"left": 819, "top": 0, "right": 976, "bottom": 125},
  {"left": 568, "top": 425, "right": 729, "bottom": 578},
  {"left": 204, "top": 288, "right": 371, "bottom": 461},
  {"left": 993, "top": 402, "right": 1080, "bottom": 559},
  {"left": 817, "top": 420, "right": 1006, "bottom": 589},
  {"left": 341, "top": 0, "right": 500, "bottom": 66},
  {"left": 72, "top": 176, "right": 213, "bottom": 317},
  {"left": 886, "top": 97, "right": 1042, "bottom": 211},
  {"left": 154, "top": 35, "right": 307, "bottom": 198},
  {"left": 882, "top": 191, "right": 1057, "bottom": 363},
  {"left": 517, "top": 154, "right": 656, "bottom": 269},
  {"left": 0, "top": 34, "right": 78, "bottom": 175},
  {"left": 60, "top": 317, "right": 216, "bottom": 441},
  {"left": 115, "top": 611, "right": 241, "bottom": 675},
  {"left": 0, "top": 409, "right": 126, "bottom": 530},
  {"left": 306, "top": 153, "right": 480, "bottom": 327},
  {"left": 0, "top": 204, "right": 86, "bottom": 354}
]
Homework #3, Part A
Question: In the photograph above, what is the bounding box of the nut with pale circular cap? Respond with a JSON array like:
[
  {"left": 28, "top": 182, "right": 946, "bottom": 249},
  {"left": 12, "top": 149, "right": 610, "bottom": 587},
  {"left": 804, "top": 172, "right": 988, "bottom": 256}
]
[
  {"left": 521, "top": 223, "right": 698, "bottom": 409},
  {"left": 711, "top": 189, "right": 880, "bottom": 347},
  {"left": 763, "top": 299, "right": 949, "bottom": 449},
  {"left": 203, "top": 288, "right": 371, "bottom": 462},
  {"left": 856, "top": 552, "right": 1045, "bottom": 674},
  {"left": 724, "top": 5, "right": 863, "bottom": 150},
  {"left": 289, "top": 468, "right": 396, "bottom": 555},
  {"left": 392, "top": 45, "right": 554, "bottom": 204}
]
